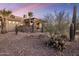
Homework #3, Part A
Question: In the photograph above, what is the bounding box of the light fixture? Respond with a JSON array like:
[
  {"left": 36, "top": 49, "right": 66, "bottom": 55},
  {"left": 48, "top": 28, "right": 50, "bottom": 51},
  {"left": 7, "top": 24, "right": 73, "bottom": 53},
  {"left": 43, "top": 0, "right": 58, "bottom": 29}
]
[
  {"left": 9, "top": 21, "right": 11, "bottom": 23},
  {"left": 13, "top": 21, "right": 15, "bottom": 24},
  {"left": 16, "top": 22, "right": 19, "bottom": 24}
]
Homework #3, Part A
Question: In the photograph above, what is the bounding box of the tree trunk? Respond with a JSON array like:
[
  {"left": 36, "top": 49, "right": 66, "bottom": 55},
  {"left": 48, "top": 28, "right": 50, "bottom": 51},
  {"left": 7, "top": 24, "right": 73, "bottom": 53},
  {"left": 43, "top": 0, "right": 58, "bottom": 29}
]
[{"left": 1, "top": 18, "right": 7, "bottom": 34}]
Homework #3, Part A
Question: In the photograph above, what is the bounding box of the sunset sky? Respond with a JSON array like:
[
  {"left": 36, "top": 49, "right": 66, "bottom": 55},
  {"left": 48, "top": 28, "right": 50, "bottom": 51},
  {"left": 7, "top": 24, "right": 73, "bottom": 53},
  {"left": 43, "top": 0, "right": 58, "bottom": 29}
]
[{"left": 0, "top": 3, "right": 79, "bottom": 19}]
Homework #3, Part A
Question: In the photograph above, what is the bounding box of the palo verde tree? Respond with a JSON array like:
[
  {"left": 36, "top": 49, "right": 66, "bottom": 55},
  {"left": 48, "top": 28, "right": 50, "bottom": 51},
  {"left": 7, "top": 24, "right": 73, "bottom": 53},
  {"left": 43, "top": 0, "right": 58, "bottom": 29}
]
[
  {"left": 44, "top": 11, "right": 70, "bottom": 38},
  {"left": 44, "top": 11, "right": 70, "bottom": 51},
  {"left": 44, "top": 13, "right": 55, "bottom": 37},
  {"left": 54, "top": 11, "right": 70, "bottom": 34}
]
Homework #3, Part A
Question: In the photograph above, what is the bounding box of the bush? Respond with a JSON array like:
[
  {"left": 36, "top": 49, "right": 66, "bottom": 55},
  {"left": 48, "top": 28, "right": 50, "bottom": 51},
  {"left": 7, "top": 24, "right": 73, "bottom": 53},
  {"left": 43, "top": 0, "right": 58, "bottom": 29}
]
[{"left": 46, "top": 33, "right": 67, "bottom": 52}]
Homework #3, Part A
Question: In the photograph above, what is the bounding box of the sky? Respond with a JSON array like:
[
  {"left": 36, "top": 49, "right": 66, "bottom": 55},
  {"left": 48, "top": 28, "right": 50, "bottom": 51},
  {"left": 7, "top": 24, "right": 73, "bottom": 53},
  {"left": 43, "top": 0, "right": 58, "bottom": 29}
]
[{"left": 0, "top": 3, "right": 79, "bottom": 19}]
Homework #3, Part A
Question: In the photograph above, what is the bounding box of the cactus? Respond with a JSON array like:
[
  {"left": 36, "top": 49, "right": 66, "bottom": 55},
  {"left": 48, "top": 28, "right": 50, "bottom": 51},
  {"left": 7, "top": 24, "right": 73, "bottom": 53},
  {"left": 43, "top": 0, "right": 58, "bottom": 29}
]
[
  {"left": 47, "top": 34, "right": 66, "bottom": 52},
  {"left": 70, "top": 5, "right": 77, "bottom": 41},
  {"left": 69, "top": 23, "right": 74, "bottom": 41}
]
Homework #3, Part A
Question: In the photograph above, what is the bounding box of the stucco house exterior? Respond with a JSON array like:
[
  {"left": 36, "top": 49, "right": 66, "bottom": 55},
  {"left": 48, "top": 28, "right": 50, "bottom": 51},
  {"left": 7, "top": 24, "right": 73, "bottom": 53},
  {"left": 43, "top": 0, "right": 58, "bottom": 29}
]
[
  {"left": 0, "top": 15, "right": 43, "bottom": 32},
  {"left": 23, "top": 17, "right": 42, "bottom": 32},
  {"left": 0, "top": 15, "right": 23, "bottom": 32},
  {"left": 0, "top": 15, "right": 42, "bottom": 32}
]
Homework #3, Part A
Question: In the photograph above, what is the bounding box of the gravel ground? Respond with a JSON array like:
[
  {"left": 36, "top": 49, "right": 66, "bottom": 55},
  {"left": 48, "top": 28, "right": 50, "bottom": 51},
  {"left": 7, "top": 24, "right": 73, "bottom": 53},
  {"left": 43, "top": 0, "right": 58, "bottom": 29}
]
[{"left": 0, "top": 32, "right": 79, "bottom": 56}]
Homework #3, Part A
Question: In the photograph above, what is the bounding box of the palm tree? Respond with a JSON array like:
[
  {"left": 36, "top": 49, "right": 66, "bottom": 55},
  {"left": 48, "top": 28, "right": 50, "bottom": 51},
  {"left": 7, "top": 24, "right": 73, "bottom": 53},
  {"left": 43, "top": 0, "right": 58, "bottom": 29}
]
[
  {"left": 28, "top": 12, "right": 34, "bottom": 32},
  {"left": 28, "top": 12, "right": 33, "bottom": 18},
  {"left": 0, "top": 8, "right": 12, "bottom": 33}
]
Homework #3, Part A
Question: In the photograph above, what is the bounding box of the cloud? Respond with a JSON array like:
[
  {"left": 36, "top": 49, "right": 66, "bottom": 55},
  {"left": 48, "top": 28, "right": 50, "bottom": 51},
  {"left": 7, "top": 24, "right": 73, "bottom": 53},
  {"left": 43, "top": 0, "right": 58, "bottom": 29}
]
[{"left": 12, "top": 3, "right": 49, "bottom": 16}]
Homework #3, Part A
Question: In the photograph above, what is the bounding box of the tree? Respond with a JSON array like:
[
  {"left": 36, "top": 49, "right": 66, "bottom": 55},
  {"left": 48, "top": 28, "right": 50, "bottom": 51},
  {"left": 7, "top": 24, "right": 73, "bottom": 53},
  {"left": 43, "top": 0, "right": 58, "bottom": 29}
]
[
  {"left": 44, "top": 14, "right": 54, "bottom": 37},
  {"left": 28, "top": 12, "right": 34, "bottom": 32},
  {"left": 44, "top": 12, "right": 69, "bottom": 51},
  {"left": 0, "top": 8, "right": 12, "bottom": 33},
  {"left": 28, "top": 12, "right": 33, "bottom": 18},
  {"left": 54, "top": 11, "right": 70, "bottom": 34},
  {"left": 44, "top": 11, "right": 70, "bottom": 38}
]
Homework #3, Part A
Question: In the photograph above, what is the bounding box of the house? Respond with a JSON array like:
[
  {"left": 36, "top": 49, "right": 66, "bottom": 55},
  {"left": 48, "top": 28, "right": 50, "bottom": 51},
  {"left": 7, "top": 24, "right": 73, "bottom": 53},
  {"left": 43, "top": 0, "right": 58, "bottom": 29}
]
[
  {"left": 24, "top": 17, "right": 42, "bottom": 32},
  {"left": 0, "top": 14, "right": 43, "bottom": 32},
  {"left": 6, "top": 15, "right": 23, "bottom": 31},
  {"left": 0, "top": 15, "right": 23, "bottom": 32}
]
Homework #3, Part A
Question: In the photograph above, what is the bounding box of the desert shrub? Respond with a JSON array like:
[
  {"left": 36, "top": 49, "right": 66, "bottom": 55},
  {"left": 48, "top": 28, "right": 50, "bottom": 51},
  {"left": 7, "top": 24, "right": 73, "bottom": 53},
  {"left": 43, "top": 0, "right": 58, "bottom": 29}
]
[
  {"left": 44, "top": 11, "right": 70, "bottom": 51},
  {"left": 46, "top": 34, "right": 66, "bottom": 52},
  {"left": 17, "top": 25, "right": 31, "bottom": 32}
]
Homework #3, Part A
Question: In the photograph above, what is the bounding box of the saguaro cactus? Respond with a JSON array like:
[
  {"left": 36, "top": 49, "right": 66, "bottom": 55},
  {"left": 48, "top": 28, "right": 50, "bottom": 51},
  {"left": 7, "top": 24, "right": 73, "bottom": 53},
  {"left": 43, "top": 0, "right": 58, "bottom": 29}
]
[
  {"left": 70, "top": 23, "right": 74, "bottom": 41},
  {"left": 70, "top": 5, "right": 77, "bottom": 41}
]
